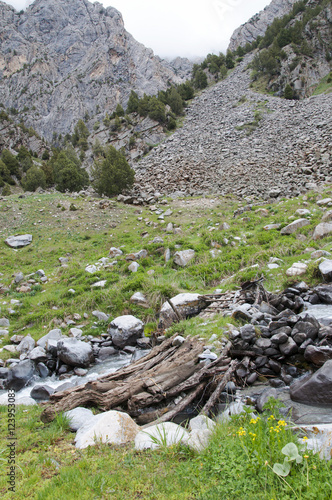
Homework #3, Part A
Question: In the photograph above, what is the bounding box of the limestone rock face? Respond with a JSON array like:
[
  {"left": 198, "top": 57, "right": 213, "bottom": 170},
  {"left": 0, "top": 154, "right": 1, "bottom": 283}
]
[
  {"left": 229, "top": 0, "right": 299, "bottom": 51},
  {"left": 0, "top": 0, "right": 183, "bottom": 140}
]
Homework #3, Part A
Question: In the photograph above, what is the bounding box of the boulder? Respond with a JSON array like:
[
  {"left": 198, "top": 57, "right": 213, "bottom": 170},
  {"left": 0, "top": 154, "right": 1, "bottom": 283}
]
[
  {"left": 319, "top": 260, "right": 332, "bottom": 282},
  {"left": 304, "top": 345, "right": 332, "bottom": 366},
  {"left": 109, "top": 247, "right": 123, "bottom": 258},
  {"left": 98, "top": 347, "right": 118, "bottom": 360},
  {"left": 185, "top": 429, "right": 212, "bottom": 452},
  {"left": 173, "top": 249, "right": 195, "bottom": 267},
  {"left": 286, "top": 262, "right": 307, "bottom": 277},
  {"left": 158, "top": 293, "right": 207, "bottom": 329},
  {"left": 92, "top": 310, "right": 109, "bottom": 322},
  {"left": 128, "top": 262, "right": 139, "bottom": 272},
  {"left": 16, "top": 334, "right": 35, "bottom": 354},
  {"left": 0, "top": 318, "right": 9, "bottom": 327},
  {"left": 28, "top": 346, "right": 48, "bottom": 362},
  {"left": 30, "top": 385, "right": 55, "bottom": 401},
  {"left": 279, "top": 337, "right": 298, "bottom": 356},
  {"left": 280, "top": 219, "right": 310, "bottom": 235},
  {"left": 57, "top": 338, "right": 94, "bottom": 367},
  {"left": 290, "top": 360, "right": 332, "bottom": 406},
  {"left": 188, "top": 415, "right": 216, "bottom": 432},
  {"left": 313, "top": 223, "right": 332, "bottom": 240},
  {"left": 135, "top": 422, "right": 189, "bottom": 450},
  {"left": 64, "top": 407, "right": 94, "bottom": 431},
  {"left": 75, "top": 410, "right": 140, "bottom": 449},
  {"left": 314, "top": 286, "right": 332, "bottom": 304},
  {"left": 7, "top": 360, "right": 35, "bottom": 391},
  {"left": 108, "top": 315, "right": 144, "bottom": 349},
  {"left": 37, "top": 329, "right": 62, "bottom": 349},
  {"left": 130, "top": 292, "right": 149, "bottom": 308},
  {"left": 5, "top": 234, "right": 32, "bottom": 248}
]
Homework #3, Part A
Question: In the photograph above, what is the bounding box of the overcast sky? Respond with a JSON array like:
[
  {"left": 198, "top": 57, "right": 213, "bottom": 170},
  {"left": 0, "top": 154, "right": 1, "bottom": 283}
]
[{"left": 3, "top": 0, "right": 270, "bottom": 58}]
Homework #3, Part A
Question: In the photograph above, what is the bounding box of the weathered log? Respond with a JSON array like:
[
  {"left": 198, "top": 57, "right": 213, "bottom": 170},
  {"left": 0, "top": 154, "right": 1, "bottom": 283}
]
[
  {"left": 200, "top": 360, "right": 239, "bottom": 416},
  {"left": 141, "top": 383, "right": 206, "bottom": 429},
  {"left": 41, "top": 335, "right": 206, "bottom": 423}
]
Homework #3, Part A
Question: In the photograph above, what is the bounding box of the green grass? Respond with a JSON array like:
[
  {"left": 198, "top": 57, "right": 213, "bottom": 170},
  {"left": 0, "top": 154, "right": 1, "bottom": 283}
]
[
  {"left": 0, "top": 402, "right": 331, "bottom": 498},
  {"left": 0, "top": 188, "right": 332, "bottom": 344},
  {"left": 312, "top": 72, "right": 332, "bottom": 96}
]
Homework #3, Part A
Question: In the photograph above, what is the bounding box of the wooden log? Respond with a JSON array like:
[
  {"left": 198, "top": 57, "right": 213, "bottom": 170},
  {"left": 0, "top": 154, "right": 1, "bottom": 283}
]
[
  {"left": 141, "top": 382, "right": 206, "bottom": 428},
  {"left": 41, "top": 335, "right": 205, "bottom": 423},
  {"left": 200, "top": 360, "right": 239, "bottom": 416}
]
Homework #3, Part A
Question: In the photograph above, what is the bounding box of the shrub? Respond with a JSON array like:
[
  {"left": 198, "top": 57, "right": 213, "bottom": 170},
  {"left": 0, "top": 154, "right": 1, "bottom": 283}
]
[
  {"left": 24, "top": 166, "right": 46, "bottom": 191},
  {"left": 284, "top": 84, "right": 294, "bottom": 99},
  {"left": 92, "top": 145, "right": 135, "bottom": 197}
]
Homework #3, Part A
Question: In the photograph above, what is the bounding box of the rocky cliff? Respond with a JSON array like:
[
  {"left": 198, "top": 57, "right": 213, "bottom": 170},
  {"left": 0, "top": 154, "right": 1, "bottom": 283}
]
[
  {"left": 0, "top": 0, "right": 185, "bottom": 140},
  {"left": 228, "top": 0, "right": 298, "bottom": 51}
]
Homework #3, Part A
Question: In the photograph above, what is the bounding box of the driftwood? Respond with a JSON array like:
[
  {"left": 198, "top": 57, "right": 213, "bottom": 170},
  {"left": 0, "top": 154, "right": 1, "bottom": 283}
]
[{"left": 40, "top": 336, "right": 238, "bottom": 425}]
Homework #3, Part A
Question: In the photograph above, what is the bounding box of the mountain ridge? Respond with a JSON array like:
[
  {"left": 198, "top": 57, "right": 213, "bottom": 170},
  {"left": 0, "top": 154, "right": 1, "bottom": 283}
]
[{"left": 0, "top": 0, "right": 186, "bottom": 140}]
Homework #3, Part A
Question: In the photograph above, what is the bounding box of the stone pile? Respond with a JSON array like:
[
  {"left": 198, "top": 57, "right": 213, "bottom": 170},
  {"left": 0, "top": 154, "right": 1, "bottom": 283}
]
[{"left": 133, "top": 54, "right": 332, "bottom": 200}]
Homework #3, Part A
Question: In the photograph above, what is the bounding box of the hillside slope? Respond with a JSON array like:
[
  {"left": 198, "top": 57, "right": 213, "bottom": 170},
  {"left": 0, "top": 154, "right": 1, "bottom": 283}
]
[
  {"left": 0, "top": 0, "right": 184, "bottom": 141},
  {"left": 134, "top": 54, "right": 332, "bottom": 200}
]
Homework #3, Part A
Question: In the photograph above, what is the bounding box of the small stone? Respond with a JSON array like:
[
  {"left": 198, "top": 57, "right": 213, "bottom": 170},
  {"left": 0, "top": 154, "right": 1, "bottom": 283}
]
[{"left": 128, "top": 262, "right": 139, "bottom": 272}]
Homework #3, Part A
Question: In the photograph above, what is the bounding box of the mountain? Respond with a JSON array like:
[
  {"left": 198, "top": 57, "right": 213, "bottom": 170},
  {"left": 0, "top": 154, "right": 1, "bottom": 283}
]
[
  {"left": 0, "top": 0, "right": 185, "bottom": 140},
  {"left": 228, "top": 0, "right": 298, "bottom": 51}
]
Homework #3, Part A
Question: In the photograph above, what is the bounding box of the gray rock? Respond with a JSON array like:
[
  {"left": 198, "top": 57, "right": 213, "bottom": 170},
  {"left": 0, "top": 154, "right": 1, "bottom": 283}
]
[
  {"left": 37, "top": 329, "right": 62, "bottom": 349},
  {"left": 36, "top": 362, "right": 49, "bottom": 378},
  {"left": 135, "top": 422, "right": 189, "bottom": 450},
  {"left": 313, "top": 223, "right": 332, "bottom": 240},
  {"left": 57, "top": 338, "right": 94, "bottom": 367},
  {"left": 240, "top": 324, "right": 256, "bottom": 343},
  {"left": 108, "top": 315, "right": 144, "bottom": 349},
  {"left": 270, "top": 331, "right": 289, "bottom": 344},
  {"left": 92, "top": 311, "right": 109, "bottom": 322},
  {"left": 30, "top": 385, "right": 55, "bottom": 401},
  {"left": 304, "top": 345, "right": 332, "bottom": 366},
  {"left": 256, "top": 388, "right": 278, "bottom": 413},
  {"left": 172, "top": 335, "right": 185, "bottom": 347},
  {"left": 279, "top": 337, "right": 298, "bottom": 356},
  {"left": 98, "top": 347, "right": 118, "bottom": 360},
  {"left": 64, "top": 407, "right": 94, "bottom": 431},
  {"left": 290, "top": 360, "right": 332, "bottom": 406},
  {"left": 128, "top": 262, "right": 139, "bottom": 272},
  {"left": 280, "top": 219, "right": 310, "bottom": 235},
  {"left": 28, "top": 346, "right": 47, "bottom": 362},
  {"left": 173, "top": 249, "right": 195, "bottom": 267},
  {"left": 5, "top": 234, "right": 32, "bottom": 248},
  {"left": 319, "top": 259, "right": 332, "bottom": 282},
  {"left": 16, "top": 335, "right": 35, "bottom": 354},
  {"left": 0, "top": 318, "right": 10, "bottom": 327},
  {"left": 130, "top": 292, "right": 149, "bottom": 308},
  {"left": 7, "top": 360, "right": 35, "bottom": 391},
  {"left": 75, "top": 410, "right": 140, "bottom": 449},
  {"left": 159, "top": 293, "right": 207, "bottom": 329}
]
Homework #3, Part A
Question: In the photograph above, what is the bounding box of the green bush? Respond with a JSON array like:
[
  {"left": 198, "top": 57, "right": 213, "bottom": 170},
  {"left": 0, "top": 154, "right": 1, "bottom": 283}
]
[
  {"left": 92, "top": 145, "right": 135, "bottom": 197},
  {"left": 284, "top": 84, "right": 294, "bottom": 99},
  {"left": 24, "top": 166, "right": 46, "bottom": 191}
]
